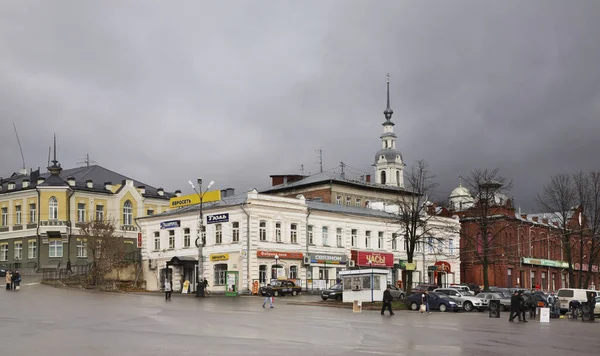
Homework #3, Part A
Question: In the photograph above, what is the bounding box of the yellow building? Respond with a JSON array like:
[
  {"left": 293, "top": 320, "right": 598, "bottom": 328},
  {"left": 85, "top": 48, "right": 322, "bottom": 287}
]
[{"left": 0, "top": 143, "right": 177, "bottom": 272}]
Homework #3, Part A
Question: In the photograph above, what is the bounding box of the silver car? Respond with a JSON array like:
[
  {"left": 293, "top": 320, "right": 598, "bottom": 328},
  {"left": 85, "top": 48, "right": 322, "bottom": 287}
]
[
  {"left": 434, "top": 288, "right": 488, "bottom": 312},
  {"left": 477, "top": 292, "right": 512, "bottom": 311},
  {"left": 387, "top": 285, "right": 406, "bottom": 299}
]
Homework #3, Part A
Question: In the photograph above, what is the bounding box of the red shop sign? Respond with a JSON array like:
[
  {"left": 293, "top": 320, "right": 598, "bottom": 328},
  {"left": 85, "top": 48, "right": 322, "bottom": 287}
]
[
  {"left": 137, "top": 233, "right": 143, "bottom": 248},
  {"left": 351, "top": 250, "right": 394, "bottom": 267},
  {"left": 257, "top": 250, "right": 304, "bottom": 260}
]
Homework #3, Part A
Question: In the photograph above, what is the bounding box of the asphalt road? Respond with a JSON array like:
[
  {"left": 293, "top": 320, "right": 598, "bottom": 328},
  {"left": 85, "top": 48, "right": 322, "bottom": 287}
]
[{"left": 1, "top": 284, "right": 599, "bottom": 356}]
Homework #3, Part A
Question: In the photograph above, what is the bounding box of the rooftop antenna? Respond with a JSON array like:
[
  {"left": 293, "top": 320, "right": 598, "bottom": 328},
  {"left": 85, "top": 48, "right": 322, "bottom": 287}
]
[
  {"left": 77, "top": 153, "right": 96, "bottom": 167},
  {"left": 47, "top": 146, "right": 51, "bottom": 169},
  {"left": 12, "top": 123, "right": 26, "bottom": 172},
  {"left": 315, "top": 148, "right": 323, "bottom": 173},
  {"left": 340, "top": 161, "right": 346, "bottom": 179},
  {"left": 299, "top": 164, "right": 305, "bottom": 175}
]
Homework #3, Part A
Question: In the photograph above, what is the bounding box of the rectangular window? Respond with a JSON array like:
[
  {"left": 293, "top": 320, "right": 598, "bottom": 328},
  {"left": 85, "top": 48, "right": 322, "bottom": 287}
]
[
  {"left": 275, "top": 222, "right": 282, "bottom": 243},
  {"left": 308, "top": 225, "right": 314, "bottom": 245},
  {"left": 355, "top": 199, "right": 362, "bottom": 208},
  {"left": 0, "top": 244, "right": 7, "bottom": 261},
  {"left": 1, "top": 208, "right": 7, "bottom": 226},
  {"left": 449, "top": 239, "right": 454, "bottom": 254},
  {"left": 154, "top": 231, "right": 160, "bottom": 250},
  {"left": 290, "top": 224, "right": 297, "bottom": 244},
  {"left": 259, "top": 265, "right": 267, "bottom": 283},
  {"left": 14, "top": 242, "right": 22, "bottom": 260},
  {"left": 28, "top": 241, "right": 37, "bottom": 259},
  {"left": 77, "top": 203, "right": 86, "bottom": 223},
  {"left": 214, "top": 264, "right": 227, "bottom": 285},
  {"left": 77, "top": 240, "right": 87, "bottom": 258},
  {"left": 351, "top": 229, "right": 357, "bottom": 247},
  {"left": 289, "top": 266, "right": 298, "bottom": 279},
  {"left": 184, "top": 228, "right": 191, "bottom": 247},
  {"left": 345, "top": 197, "right": 351, "bottom": 206},
  {"left": 49, "top": 240, "right": 63, "bottom": 258},
  {"left": 378, "top": 231, "right": 384, "bottom": 249},
  {"left": 336, "top": 228, "right": 343, "bottom": 247},
  {"left": 322, "top": 226, "right": 329, "bottom": 246},
  {"left": 428, "top": 237, "right": 433, "bottom": 253},
  {"left": 438, "top": 239, "right": 444, "bottom": 253},
  {"left": 215, "top": 224, "right": 222, "bottom": 244},
  {"left": 365, "top": 231, "right": 371, "bottom": 248},
  {"left": 232, "top": 222, "right": 240, "bottom": 243},
  {"left": 168, "top": 230, "right": 175, "bottom": 249},
  {"left": 95, "top": 205, "right": 104, "bottom": 221},
  {"left": 147, "top": 209, "right": 154, "bottom": 216},
  {"left": 336, "top": 195, "right": 341, "bottom": 205},
  {"left": 392, "top": 233, "right": 398, "bottom": 250},
  {"left": 29, "top": 203, "right": 36, "bottom": 223},
  {"left": 15, "top": 205, "right": 22, "bottom": 225},
  {"left": 259, "top": 221, "right": 267, "bottom": 241}
]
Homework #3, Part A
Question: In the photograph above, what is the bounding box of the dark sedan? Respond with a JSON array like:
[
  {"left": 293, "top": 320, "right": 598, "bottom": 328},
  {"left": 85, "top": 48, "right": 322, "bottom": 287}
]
[
  {"left": 405, "top": 292, "right": 461, "bottom": 312},
  {"left": 259, "top": 280, "right": 302, "bottom": 297},
  {"left": 321, "top": 283, "right": 343, "bottom": 301}
]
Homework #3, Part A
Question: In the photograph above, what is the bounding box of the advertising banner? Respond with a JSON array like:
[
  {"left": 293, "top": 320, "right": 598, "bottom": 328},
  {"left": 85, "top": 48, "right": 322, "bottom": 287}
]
[
  {"left": 351, "top": 250, "right": 394, "bottom": 267},
  {"left": 169, "top": 190, "right": 221, "bottom": 208}
]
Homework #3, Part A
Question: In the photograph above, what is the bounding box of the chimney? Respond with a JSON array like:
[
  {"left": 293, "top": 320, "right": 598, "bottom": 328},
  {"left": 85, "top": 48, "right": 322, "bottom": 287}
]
[
  {"left": 542, "top": 218, "right": 548, "bottom": 225},
  {"left": 521, "top": 214, "right": 527, "bottom": 219},
  {"left": 138, "top": 185, "right": 146, "bottom": 195},
  {"left": 157, "top": 188, "right": 164, "bottom": 196},
  {"left": 19, "top": 168, "right": 27, "bottom": 175},
  {"left": 532, "top": 216, "right": 539, "bottom": 223},
  {"left": 37, "top": 177, "right": 45, "bottom": 185},
  {"left": 86, "top": 179, "right": 93, "bottom": 189},
  {"left": 22, "top": 179, "right": 30, "bottom": 188},
  {"left": 175, "top": 190, "right": 182, "bottom": 197},
  {"left": 7, "top": 181, "right": 16, "bottom": 190},
  {"left": 366, "top": 175, "right": 371, "bottom": 183},
  {"left": 104, "top": 181, "right": 112, "bottom": 191},
  {"left": 124, "top": 179, "right": 134, "bottom": 187},
  {"left": 67, "top": 177, "right": 76, "bottom": 187}
]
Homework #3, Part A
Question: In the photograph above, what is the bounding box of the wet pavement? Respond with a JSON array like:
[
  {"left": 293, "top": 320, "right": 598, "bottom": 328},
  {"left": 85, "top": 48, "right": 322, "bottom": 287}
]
[{"left": 1, "top": 284, "right": 599, "bottom": 356}]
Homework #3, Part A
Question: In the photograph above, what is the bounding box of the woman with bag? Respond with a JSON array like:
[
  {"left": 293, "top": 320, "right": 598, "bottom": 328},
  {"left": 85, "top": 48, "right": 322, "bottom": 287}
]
[
  {"left": 421, "top": 292, "right": 431, "bottom": 314},
  {"left": 5, "top": 270, "right": 11, "bottom": 291}
]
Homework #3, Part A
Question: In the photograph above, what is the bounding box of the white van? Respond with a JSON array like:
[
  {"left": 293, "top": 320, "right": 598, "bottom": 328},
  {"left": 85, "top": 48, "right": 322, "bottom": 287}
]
[{"left": 557, "top": 288, "right": 597, "bottom": 313}]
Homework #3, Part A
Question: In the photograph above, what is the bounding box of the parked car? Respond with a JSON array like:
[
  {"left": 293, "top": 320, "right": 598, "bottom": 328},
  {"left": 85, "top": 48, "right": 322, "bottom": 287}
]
[
  {"left": 259, "top": 280, "right": 302, "bottom": 297},
  {"left": 477, "top": 292, "right": 512, "bottom": 311},
  {"left": 321, "top": 283, "right": 343, "bottom": 301},
  {"left": 452, "top": 283, "right": 482, "bottom": 295},
  {"left": 405, "top": 291, "right": 461, "bottom": 312},
  {"left": 434, "top": 288, "right": 487, "bottom": 312},
  {"left": 387, "top": 285, "right": 406, "bottom": 299},
  {"left": 0, "top": 269, "right": 6, "bottom": 277}
]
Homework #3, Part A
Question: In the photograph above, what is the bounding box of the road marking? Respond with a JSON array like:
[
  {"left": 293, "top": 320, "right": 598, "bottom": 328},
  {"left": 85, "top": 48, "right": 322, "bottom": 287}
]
[
  {"left": 355, "top": 350, "right": 403, "bottom": 355},
  {"left": 22, "top": 283, "right": 40, "bottom": 286}
]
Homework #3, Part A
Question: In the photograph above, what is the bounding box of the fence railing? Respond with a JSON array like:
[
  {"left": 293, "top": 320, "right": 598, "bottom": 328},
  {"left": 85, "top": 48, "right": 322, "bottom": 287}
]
[{"left": 41, "top": 263, "right": 91, "bottom": 280}]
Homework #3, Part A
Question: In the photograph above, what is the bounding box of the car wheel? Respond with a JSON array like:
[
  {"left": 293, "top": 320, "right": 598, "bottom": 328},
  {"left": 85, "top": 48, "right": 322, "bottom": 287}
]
[
  {"left": 439, "top": 304, "right": 447, "bottom": 312},
  {"left": 500, "top": 304, "right": 507, "bottom": 312},
  {"left": 411, "top": 302, "right": 419, "bottom": 311},
  {"left": 274, "top": 291, "right": 279, "bottom": 297},
  {"left": 463, "top": 301, "right": 473, "bottom": 312},
  {"left": 399, "top": 293, "right": 405, "bottom": 300},
  {"left": 292, "top": 290, "right": 297, "bottom": 296},
  {"left": 321, "top": 297, "right": 328, "bottom": 301}
]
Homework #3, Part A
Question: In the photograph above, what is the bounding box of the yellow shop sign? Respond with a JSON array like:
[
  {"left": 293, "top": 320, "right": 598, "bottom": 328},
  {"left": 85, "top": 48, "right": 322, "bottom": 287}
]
[
  {"left": 210, "top": 253, "right": 229, "bottom": 261},
  {"left": 169, "top": 190, "right": 221, "bottom": 208}
]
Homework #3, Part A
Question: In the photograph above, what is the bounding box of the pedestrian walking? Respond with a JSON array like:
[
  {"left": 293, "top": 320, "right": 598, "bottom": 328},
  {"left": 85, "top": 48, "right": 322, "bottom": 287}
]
[
  {"left": 381, "top": 285, "right": 395, "bottom": 315},
  {"left": 587, "top": 292, "right": 596, "bottom": 322},
  {"left": 519, "top": 291, "right": 528, "bottom": 322},
  {"left": 262, "top": 284, "right": 274, "bottom": 308},
  {"left": 5, "top": 270, "right": 11, "bottom": 291},
  {"left": 509, "top": 290, "right": 521, "bottom": 322},
  {"left": 203, "top": 278, "right": 210, "bottom": 296},
  {"left": 12, "top": 270, "right": 21, "bottom": 291},
  {"left": 421, "top": 291, "right": 431, "bottom": 314},
  {"left": 66, "top": 259, "right": 73, "bottom": 275},
  {"left": 164, "top": 279, "right": 172, "bottom": 301}
]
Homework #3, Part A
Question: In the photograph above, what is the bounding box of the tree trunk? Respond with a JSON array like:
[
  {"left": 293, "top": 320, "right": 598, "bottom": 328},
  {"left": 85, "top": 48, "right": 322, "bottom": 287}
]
[
  {"left": 482, "top": 256, "right": 490, "bottom": 291},
  {"left": 406, "top": 252, "right": 414, "bottom": 295},
  {"left": 565, "top": 239, "right": 574, "bottom": 288}
]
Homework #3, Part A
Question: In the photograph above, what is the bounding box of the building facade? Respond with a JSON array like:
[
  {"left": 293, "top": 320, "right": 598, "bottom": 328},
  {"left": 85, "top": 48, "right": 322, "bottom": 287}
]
[
  {"left": 0, "top": 143, "right": 175, "bottom": 271},
  {"left": 137, "top": 190, "right": 461, "bottom": 293}
]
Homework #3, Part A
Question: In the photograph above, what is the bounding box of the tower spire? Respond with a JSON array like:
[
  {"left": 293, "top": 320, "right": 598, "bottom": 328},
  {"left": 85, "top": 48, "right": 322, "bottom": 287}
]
[
  {"left": 48, "top": 133, "right": 62, "bottom": 175},
  {"left": 384, "top": 73, "right": 393, "bottom": 121}
]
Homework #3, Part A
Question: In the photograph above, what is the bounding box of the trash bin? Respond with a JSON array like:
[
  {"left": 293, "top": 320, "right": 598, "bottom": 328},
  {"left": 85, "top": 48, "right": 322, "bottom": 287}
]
[{"left": 353, "top": 300, "right": 362, "bottom": 313}]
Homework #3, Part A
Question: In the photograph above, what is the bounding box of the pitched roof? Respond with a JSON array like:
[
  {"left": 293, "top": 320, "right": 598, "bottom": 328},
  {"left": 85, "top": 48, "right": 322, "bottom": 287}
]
[{"left": 140, "top": 193, "right": 249, "bottom": 219}]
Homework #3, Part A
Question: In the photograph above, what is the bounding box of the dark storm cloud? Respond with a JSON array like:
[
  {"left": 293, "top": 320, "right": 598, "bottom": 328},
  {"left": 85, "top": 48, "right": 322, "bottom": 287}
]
[{"left": 1, "top": 0, "right": 599, "bottom": 211}]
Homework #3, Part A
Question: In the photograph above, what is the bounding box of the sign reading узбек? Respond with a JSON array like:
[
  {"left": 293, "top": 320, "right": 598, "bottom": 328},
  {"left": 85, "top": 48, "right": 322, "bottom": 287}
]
[{"left": 160, "top": 220, "right": 181, "bottom": 229}]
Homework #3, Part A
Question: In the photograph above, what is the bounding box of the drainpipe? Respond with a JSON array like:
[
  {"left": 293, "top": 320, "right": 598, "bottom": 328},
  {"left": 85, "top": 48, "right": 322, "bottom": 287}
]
[
  {"left": 306, "top": 207, "right": 312, "bottom": 288},
  {"left": 36, "top": 188, "right": 41, "bottom": 271},
  {"left": 66, "top": 188, "right": 75, "bottom": 262},
  {"left": 240, "top": 203, "right": 251, "bottom": 294},
  {"left": 134, "top": 217, "right": 143, "bottom": 286}
]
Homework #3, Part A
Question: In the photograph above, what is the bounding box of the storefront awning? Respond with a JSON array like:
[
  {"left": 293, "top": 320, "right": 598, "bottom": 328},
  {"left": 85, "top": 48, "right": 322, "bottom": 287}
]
[{"left": 166, "top": 256, "right": 197, "bottom": 266}]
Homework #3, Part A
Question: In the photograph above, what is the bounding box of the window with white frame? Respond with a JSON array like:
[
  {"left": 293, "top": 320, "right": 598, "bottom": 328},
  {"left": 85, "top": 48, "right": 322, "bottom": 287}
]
[
  {"left": 345, "top": 197, "right": 351, "bottom": 206},
  {"left": 355, "top": 198, "right": 362, "bottom": 207},
  {"left": 378, "top": 231, "right": 384, "bottom": 249},
  {"left": 322, "top": 226, "right": 329, "bottom": 246},
  {"left": 275, "top": 222, "right": 282, "bottom": 242},
  {"left": 77, "top": 203, "right": 86, "bottom": 223},
  {"left": 169, "top": 230, "right": 175, "bottom": 249},
  {"left": 259, "top": 221, "right": 267, "bottom": 241},
  {"left": 259, "top": 265, "right": 267, "bottom": 283},
  {"left": 15, "top": 205, "right": 22, "bottom": 225},
  {"left": 184, "top": 228, "right": 191, "bottom": 247},
  {"left": 336, "top": 196, "right": 341, "bottom": 205},
  {"left": 449, "top": 239, "right": 454, "bottom": 255},
  {"left": 438, "top": 239, "right": 443, "bottom": 253},
  {"left": 0, "top": 244, "right": 7, "bottom": 261},
  {"left": 14, "top": 242, "right": 22, "bottom": 260},
  {"left": 308, "top": 225, "right": 314, "bottom": 245},
  {"left": 77, "top": 240, "right": 87, "bottom": 258},
  {"left": 215, "top": 224, "right": 222, "bottom": 244},
  {"left": 392, "top": 233, "right": 398, "bottom": 250},
  {"left": 154, "top": 231, "right": 160, "bottom": 250},
  {"left": 351, "top": 229, "right": 357, "bottom": 247},
  {"left": 1, "top": 207, "right": 8, "bottom": 226},
  {"left": 123, "top": 200, "right": 133, "bottom": 225},
  {"left": 49, "top": 240, "right": 63, "bottom": 258},
  {"left": 336, "top": 228, "right": 343, "bottom": 247},
  {"left": 29, "top": 203, "right": 36, "bottom": 223},
  {"left": 290, "top": 223, "right": 297, "bottom": 244},
  {"left": 365, "top": 231, "right": 371, "bottom": 248},
  {"left": 49, "top": 196, "right": 58, "bottom": 220},
  {"left": 232, "top": 222, "right": 240, "bottom": 243},
  {"left": 28, "top": 241, "right": 36, "bottom": 259},
  {"left": 213, "top": 264, "right": 227, "bottom": 285},
  {"left": 146, "top": 209, "right": 154, "bottom": 216},
  {"left": 428, "top": 237, "right": 433, "bottom": 253},
  {"left": 289, "top": 265, "right": 298, "bottom": 279},
  {"left": 95, "top": 205, "right": 104, "bottom": 221}
]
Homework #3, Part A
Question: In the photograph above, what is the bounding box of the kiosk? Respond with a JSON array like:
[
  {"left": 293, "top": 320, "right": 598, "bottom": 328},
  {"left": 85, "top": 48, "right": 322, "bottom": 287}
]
[
  {"left": 225, "top": 271, "right": 239, "bottom": 297},
  {"left": 339, "top": 269, "right": 389, "bottom": 303}
]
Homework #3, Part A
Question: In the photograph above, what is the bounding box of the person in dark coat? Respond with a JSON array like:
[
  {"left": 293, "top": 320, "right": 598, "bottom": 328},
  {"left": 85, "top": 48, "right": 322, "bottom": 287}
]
[
  {"left": 587, "top": 292, "right": 596, "bottom": 322},
  {"left": 509, "top": 290, "right": 521, "bottom": 322},
  {"left": 381, "top": 285, "right": 395, "bottom": 315},
  {"left": 262, "top": 284, "right": 274, "bottom": 308},
  {"left": 519, "top": 291, "right": 528, "bottom": 322}
]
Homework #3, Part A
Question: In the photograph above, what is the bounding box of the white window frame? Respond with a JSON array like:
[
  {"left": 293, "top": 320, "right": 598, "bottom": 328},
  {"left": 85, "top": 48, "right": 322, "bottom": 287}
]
[
  {"left": 449, "top": 239, "right": 454, "bottom": 255},
  {"left": 184, "top": 228, "right": 191, "bottom": 247},
  {"left": 15, "top": 205, "right": 22, "bottom": 225},
  {"left": 290, "top": 223, "right": 297, "bottom": 244},
  {"left": 215, "top": 224, "right": 222, "bottom": 244},
  {"left": 259, "top": 221, "right": 267, "bottom": 241},
  {"left": 213, "top": 264, "right": 227, "bottom": 285},
  {"left": 49, "top": 196, "right": 58, "bottom": 220},
  {"left": 275, "top": 222, "right": 282, "bottom": 243},
  {"left": 345, "top": 197, "right": 351, "bottom": 206},
  {"left": 0, "top": 244, "right": 7, "bottom": 261},
  {"left": 336, "top": 228, "right": 343, "bottom": 247},
  {"left": 1, "top": 207, "right": 8, "bottom": 226},
  {"left": 95, "top": 205, "right": 104, "bottom": 221},
  {"left": 365, "top": 231, "right": 371, "bottom": 248},
  {"left": 123, "top": 200, "right": 133, "bottom": 226},
  {"left": 77, "top": 203, "right": 86, "bottom": 223},
  {"left": 29, "top": 203, "right": 36, "bottom": 223},
  {"left": 168, "top": 230, "right": 175, "bottom": 249},
  {"left": 14, "top": 242, "right": 22, "bottom": 260},
  {"left": 232, "top": 222, "right": 240, "bottom": 243},
  {"left": 308, "top": 225, "right": 314, "bottom": 245},
  {"left": 289, "top": 265, "right": 298, "bottom": 279},
  {"left": 28, "top": 241, "right": 37, "bottom": 259},
  {"left": 322, "top": 226, "right": 329, "bottom": 246},
  {"left": 355, "top": 199, "right": 362, "bottom": 208},
  {"left": 351, "top": 229, "right": 357, "bottom": 247},
  {"left": 392, "top": 233, "right": 397, "bottom": 250},
  {"left": 154, "top": 231, "right": 160, "bottom": 251},
  {"left": 77, "top": 240, "right": 87, "bottom": 258},
  {"left": 378, "top": 231, "right": 384, "bottom": 249},
  {"left": 49, "top": 240, "right": 63, "bottom": 258},
  {"left": 336, "top": 196, "right": 341, "bottom": 205}
]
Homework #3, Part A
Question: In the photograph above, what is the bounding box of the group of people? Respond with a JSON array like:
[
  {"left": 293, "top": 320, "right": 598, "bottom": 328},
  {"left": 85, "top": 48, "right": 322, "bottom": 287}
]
[
  {"left": 509, "top": 290, "right": 534, "bottom": 322},
  {"left": 4, "top": 270, "right": 22, "bottom": 291}
]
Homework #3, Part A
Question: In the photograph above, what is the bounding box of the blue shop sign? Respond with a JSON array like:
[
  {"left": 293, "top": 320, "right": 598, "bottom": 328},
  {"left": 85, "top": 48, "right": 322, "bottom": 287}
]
[
  {"left": 160, "top": 220, "right": 181, "bottom": 229},
  {"left": 207, "top": 213, "right": 229, "bottom": 224}
]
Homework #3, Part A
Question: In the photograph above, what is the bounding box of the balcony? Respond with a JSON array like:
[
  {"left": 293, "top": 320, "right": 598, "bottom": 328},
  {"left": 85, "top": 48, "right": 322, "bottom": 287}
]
[
  {"left": 26, "top": 223, "right": 37, "bottom": 229},
  {"left": 13, "top": 225, "right": 23, "bottom": 231},
  {"left": 40, "top": 220, "right": 68, "bottom": 227},
  {"left": 0, "top": 226, "right": 8, "bottom": 233},
  {"left": 121, "top": 225, "right": 137, "bottom": 232}
]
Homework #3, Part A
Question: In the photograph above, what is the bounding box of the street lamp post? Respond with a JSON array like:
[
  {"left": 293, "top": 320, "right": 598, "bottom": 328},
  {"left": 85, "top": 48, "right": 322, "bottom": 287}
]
[
  {"left": 274, "top": 254, "right": 280, "bottom": 280},
  {"left": 367, "top": 260, "right": 373, "bottom": 302},
  {"left": 189, "top": 178, "right": 214, "bottom": 297}
]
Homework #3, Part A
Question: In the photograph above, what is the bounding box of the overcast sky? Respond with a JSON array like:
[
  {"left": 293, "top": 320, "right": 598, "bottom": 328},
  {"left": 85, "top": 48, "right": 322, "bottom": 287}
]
[{"left": 1, "top": 0, "right": 599, "bottom": 211}]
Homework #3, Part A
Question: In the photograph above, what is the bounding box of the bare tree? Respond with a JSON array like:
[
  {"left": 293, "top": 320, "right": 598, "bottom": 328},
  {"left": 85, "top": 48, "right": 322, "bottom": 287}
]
[
  {"left": 538, "top": 173, "right": 577, "bottom": 288},
  {"left": 574, "top": 171, "right": 600, "bottom": 288},
  {"left": 79, "top": 219, "right": 126, "bottom": 287},
  {"left": 460, "top": 169, "right": 513, "bottom": 291}
]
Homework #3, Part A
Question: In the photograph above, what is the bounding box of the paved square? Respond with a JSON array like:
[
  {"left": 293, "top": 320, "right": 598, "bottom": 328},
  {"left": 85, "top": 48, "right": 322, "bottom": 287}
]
[{"left": 1, "top": 284, "right": 598, "bottom": 356}]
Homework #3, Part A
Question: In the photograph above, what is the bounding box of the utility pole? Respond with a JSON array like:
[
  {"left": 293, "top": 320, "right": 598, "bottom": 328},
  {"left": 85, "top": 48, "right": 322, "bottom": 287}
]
[
  {"left": 315, "top": 148, "right": 323, "bottom": 173},
  {"left": 77, "top": 153, "right": 96, "bottom": 167},
  {"left": 300, "top": 164, "right": 305, "bottom": 175},
  {"left": 340, "top": 161, "right": 345, "bottom": 179}
]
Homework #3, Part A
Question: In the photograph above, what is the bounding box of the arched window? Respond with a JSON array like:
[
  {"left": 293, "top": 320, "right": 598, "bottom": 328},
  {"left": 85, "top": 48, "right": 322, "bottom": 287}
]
[
  {"left": 49, "top": 196, "right": 58, "bottom": 220},
  {"left": 123, "top": 200, "right": 133, "bottom": 226},
  {"left": 380, "top": 171, "right": 386, "bottom": 184}
]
